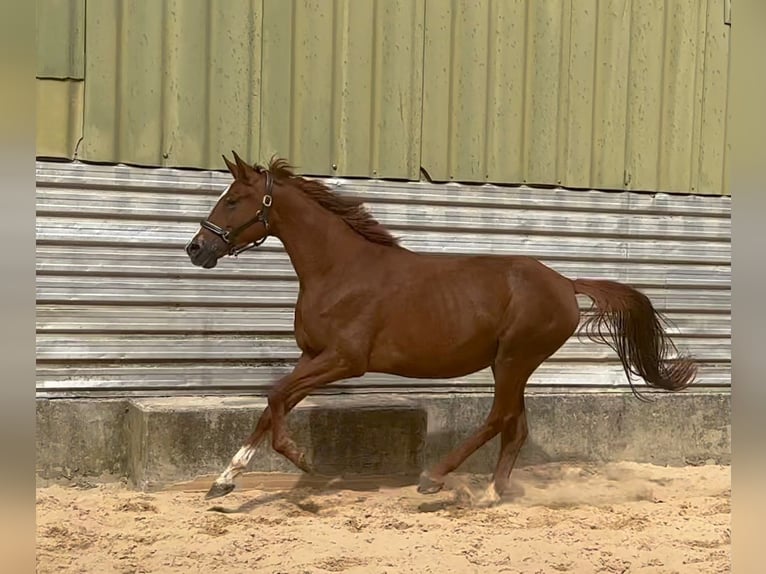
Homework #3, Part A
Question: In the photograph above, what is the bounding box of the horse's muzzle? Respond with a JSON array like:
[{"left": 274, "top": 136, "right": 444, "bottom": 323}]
[{"left": 186, "top": 237, "right": 220, "bottom": 269}]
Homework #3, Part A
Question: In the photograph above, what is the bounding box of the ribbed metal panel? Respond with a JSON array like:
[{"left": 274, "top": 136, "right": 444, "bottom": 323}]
[
  {"left": 81, "top": 0, "right": 263, "bottom": 168},
  {"left": 260, "top": 0, "right": 425, "bottom": 178},
  {"left": 35, "top": 161, "right": 730, "bottom": 398},
  {"left": 36, "top": 0, "right": 729, "bottom": 194},
  {"left": 420, "top": 0, "right": 730, "bottom": 194},
  {"left": 36, "top": 80, "right": 84, "bottom": 159},
  {"left": 36, "top": 0, "right": 84, "bottom": 79},
  {"left": 35, "top": 0, "right": 85, "bottom": 159},
  {"left": 77, "top": 0, "right": 424, "bottom": 177}
]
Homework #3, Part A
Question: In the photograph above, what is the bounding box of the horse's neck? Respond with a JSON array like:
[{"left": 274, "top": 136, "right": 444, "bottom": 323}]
[{"left": 273, "top": 189, "right": 370, "bottom": 283}]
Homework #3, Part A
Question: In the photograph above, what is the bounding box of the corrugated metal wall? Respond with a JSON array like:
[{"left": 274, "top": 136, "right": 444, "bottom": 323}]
[
  {"left": 37, "top": 0, "right": 84, "bottom": 80},
  {"left": 77, "top": 0, "right": 425, "bottom": 178},
  {"left": 36, "top": 161, "right": 731, "bottom": 398},
  {"left": 37, "top": 80, "right": 84, "bottom": 159},
  {"left": 36, "top": 0, "right": 85, "bottom": 158},
  {"left": 80, "top": 0, "right": 264, "bottom": 169},
  {"left": 420, "top": 0, "right": 730, "bottom": 194},
  {"left": 260, "top": 0, "right": 425, "bottom": 178},
  {"left": 36, "top": 0, "right": 731, "bottom": 194}
]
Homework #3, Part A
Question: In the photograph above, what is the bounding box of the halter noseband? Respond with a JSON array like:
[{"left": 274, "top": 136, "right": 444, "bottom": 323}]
[{"left": 199, "top": 170, "right": 274, "bottom": 256}]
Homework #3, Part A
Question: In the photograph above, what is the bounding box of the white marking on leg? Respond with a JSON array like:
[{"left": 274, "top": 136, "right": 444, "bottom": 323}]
[
  {"left": 475, "top": 482, "right": 501, "bottom": 507},
  {"left": 213, "top": 444, "right": 255, "bottom": 486}
]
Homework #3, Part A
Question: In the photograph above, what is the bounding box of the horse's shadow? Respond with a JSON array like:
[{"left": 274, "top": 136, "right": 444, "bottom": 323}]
[
  {"left": 206, "top": 470, "right": 533, "bottom": 515},
  {"left": 204, "top": 456, "right": 666, "bottom": 515},
  {"left": 206, "top": 472, "right": 419, "bottom": 514}
]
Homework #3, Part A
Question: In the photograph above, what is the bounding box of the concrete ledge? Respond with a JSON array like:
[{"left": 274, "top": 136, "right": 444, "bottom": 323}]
[
  {"left": 126, "top": 396, "right": 426, "bottom": 490},
  {"left": 452, "top": 391, "right": 731, "bottom": 473},
  {"left": 36, "top": 399, "right": 129, "bottom": 480},
  {"left": 36, "top": 391, "right": 730, "bottom": 489}
]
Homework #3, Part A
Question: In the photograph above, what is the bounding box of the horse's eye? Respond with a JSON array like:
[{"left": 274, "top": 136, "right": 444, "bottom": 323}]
[{"left": 225, "top": 197, "right": 238, "bottom": 207}]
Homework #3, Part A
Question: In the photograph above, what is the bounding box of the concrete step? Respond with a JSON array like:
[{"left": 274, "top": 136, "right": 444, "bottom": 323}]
[{"left": 126, "top": 396, "right": 427, "bottom": 490}]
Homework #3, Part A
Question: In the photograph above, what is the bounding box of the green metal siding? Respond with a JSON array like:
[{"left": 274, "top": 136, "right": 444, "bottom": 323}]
[
  {"left": 36, "top": 79, "right": 83, "bottom": 158},
  {"left": 35, "top": 0, "right": 730, "bottom": 195},
  {"left": 421, "top": 0, "right": 730, "bottom": 194},
  {"left": 79, "top": 0, "right": 424, "bottom": 176},
  {"left": 260, "top": 0, "right": 424, "bottom": 178},
  {"left": 81, "top": 0, "right": 263, "bottom": 168},
  {"left": 36, "top": 0, "right": 84, "bottom": 79}
]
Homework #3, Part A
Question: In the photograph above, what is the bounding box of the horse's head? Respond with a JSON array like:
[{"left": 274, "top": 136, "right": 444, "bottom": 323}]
[{"left": 186, "top": 151, "right": 274, "bottom": 268}]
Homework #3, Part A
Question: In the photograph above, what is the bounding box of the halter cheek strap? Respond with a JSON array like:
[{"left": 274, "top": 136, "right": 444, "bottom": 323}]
[{"left": 200, "top": 170, "right": 274, "bottom": 256}]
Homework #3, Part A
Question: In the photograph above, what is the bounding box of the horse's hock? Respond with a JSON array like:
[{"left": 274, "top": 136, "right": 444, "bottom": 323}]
[{"left": 35, "top": 392, "right": 730, "bottom": 489}]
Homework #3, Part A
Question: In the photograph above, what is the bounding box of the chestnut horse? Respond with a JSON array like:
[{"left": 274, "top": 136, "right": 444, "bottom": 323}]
[{"left": 186, "top": 152, "right": 696, "bottom": 502}]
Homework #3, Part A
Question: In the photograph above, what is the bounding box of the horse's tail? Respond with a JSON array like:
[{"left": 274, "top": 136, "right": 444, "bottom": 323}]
[{"left": 573, "top": 278, "right": 697, "bottom": 401}]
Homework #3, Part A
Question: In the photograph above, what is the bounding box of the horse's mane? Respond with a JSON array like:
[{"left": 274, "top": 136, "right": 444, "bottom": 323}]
[{"left": 263, "top": 157, "right": 400, "bottom": 247}]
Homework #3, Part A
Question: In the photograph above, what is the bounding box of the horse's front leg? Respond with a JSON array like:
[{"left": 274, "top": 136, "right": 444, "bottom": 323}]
[
  {"left": 267, "top": 351, "right": 361, "bottom": 471},
  {"left": 204, "top": 351, "right": 359, "bottom": 499},
  {"left": 205, "top": 354, "right": 311, "bottom": 500}
]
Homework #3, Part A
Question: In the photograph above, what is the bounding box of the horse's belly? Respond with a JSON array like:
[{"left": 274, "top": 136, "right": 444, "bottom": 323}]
[{"left": 369, "top": 324, "right": 497, "bottom": 379}]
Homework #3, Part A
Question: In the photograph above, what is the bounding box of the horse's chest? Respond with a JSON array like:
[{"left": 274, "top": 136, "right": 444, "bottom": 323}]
[
  {"left": 293, "top": 286, "right": 369, "bottom": 352},
  {"left": 292, "top": 293, "right": 331, "bottom": 353}
]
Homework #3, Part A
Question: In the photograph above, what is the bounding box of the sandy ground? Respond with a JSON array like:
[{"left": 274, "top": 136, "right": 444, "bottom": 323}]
[{"left": 36, "top": 462, "right": 730, "bottom": 574}]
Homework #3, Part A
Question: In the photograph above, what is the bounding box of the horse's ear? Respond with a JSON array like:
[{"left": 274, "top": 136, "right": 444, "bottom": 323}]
[
  {"left": 222, "top": 154, "right": 238, "bottom": 179},
  {"left": 232, "top": 150, "right": 252, "bottom": 180}
]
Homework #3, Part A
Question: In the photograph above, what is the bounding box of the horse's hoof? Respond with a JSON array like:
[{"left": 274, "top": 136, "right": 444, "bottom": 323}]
[
  {"left": 296, "top": 452, "right": 314, "bottom": 474},
  {"left": 417, "top": 473, "right": 444, "bottom": 495},
  {"left": 474, "top": 484, "right": 502, "bottom": 508},
  {"left": 205, "top": 482, "right": 235, "bottom": 500}
]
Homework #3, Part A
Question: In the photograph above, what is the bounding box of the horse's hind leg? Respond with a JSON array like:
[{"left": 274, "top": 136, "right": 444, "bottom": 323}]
[
  {"left": 489, "top": 402, "right": 528, "bottom": 498},
  {"left": 417, "top": 403, "right": 505, "bottom": 495},
  {"left": 477, "top": 353, "right": 551, "bottom": 504},
  {"left": 416, "top": 355, "right": 532, "bottom": 495},
  {"left": 417, "top": 351, "right": 547, "bottom": 499}
]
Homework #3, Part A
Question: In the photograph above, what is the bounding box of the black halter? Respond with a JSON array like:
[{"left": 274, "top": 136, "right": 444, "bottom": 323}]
[{"left": 199, "top": 170, "right": 274, "bottom": 256}]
